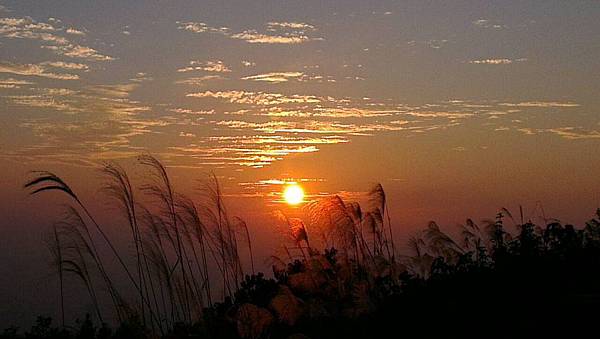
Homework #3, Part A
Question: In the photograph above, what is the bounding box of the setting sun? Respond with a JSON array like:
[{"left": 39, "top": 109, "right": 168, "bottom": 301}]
[{"left": 283, "top": 184, "right": 304, "bottom": 205}]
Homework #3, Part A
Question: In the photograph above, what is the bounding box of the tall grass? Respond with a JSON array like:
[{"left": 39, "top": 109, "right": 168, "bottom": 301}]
[
  {"left": 23, "top": 162, "right": 600, "bottom": 338},
  {"left": 26, "top": 155, "right": 251, "bottom": 334}
]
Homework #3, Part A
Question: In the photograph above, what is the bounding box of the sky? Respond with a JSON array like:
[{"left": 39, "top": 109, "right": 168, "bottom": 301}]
[{"left": 1, "top": 0, "right": 600, "bottom": 326}]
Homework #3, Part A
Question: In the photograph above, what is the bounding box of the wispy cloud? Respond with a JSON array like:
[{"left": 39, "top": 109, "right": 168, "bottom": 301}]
[
  {"left": 499, "top": 101, "right": 580, "bottom": 108},
  {"left": 230, "top": 30, "right": 314, "bottom": 44},
  {"left": 177, "top": 60, "right": 231, "bottom": 73},
  {"left": 87, "top": 83, "right": 139, "bottom": 98},
  {"left": 187, "top": 90, "right": 321, "bottom": 105},
  {"left": 41, "top": 61, "right": 89, "bottom": 70},
  {"left": 469, "top": 58, "right": 527, "bottom": 65},
  {"left": 242, "top": 71, "right": 304, "bottom": 83},
  {"left": 174, "top": 75, "right": 225, "bottom": 85},
  {"left": 65, "top": 27, "right": 85, "bottom": 35},
  {"left": 176, "top": 21, "right": 229, "bottom": 34},
  {"left": 0, "top": 61, "right": 79, "bottom": 80},
  {"left": 3, "top": 80, "right": 148, "bottom": 115},
  {"left": 41, "top": 44, "right": 114, "bottom": 61},
  {"left": 169, "top": 108, "right": 215, "bottom": 115},
  {"left": 473, "top": 19, "right": 506, "bottom": 29},
  {"left": 547, "top": 127, "right": 600, "bottom": 139},
  {"left": 516, "top": 127, "right": 600, "bottom": 139},
  {"left": 0, "top": 77, "right": 34, "bottom": 88},
  {"left": 267, "top": 22, "right": 315, "bottom": 30},
  {"left": 177, "top": 20, "right": 322, "bottom": 44},
  {"left": 0, "top": 15, "right": 113, "bottom": 61}
]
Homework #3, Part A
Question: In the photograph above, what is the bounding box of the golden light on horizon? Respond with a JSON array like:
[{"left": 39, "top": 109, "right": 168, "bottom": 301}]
[{"left": 283, "top": 184, "right": 304, "bottom": 205}]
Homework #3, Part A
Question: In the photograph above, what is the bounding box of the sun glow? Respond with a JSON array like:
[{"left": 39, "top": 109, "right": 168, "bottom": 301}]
[{"left": 283, "top": 184, "right": 304, "bottom": 205}]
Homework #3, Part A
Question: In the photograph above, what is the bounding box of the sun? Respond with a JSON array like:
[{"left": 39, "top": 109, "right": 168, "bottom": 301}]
[{"left": 283, "top": 184, "right": 304, "bottom": 205}]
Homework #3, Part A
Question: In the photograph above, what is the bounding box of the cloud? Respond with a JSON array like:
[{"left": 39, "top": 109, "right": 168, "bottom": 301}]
[
  {"left": 241, "top": 71, "right": 304, "bottom": 83},
  {"left": 177, "top": 60, "right": 231, "bottom": 73},
  {"left": 177, "top": 21, "right": 322, "bottom": 44},
  {"left": 5, "top": 80, "right": 149, "bottom": 118},
  {"left": 41, "top": 61, "right": 89, "bottom": 70},
  {"left": 404, "top": 111, "right": 474, "bottom": 119},
  {"left": 169, "top": 108, "right": 215, "bottom": 115},
  {"left": 215, "top": 119, "right": 415, "bottom": 135},
  {"left": 547, "top": 127, "right": 600, "bottom": 140},
  {"left": 65, "top": 27, "right": 85, "bottom": 35},
  {"left": 312, "top": 107, "right": 397, "bottom": 118},
  {"left": 41, "top": 44, "right": 114, "bottom": 61},
  {"left": 516, "top": 127, "right": 600, "bottom": 139},
  {"left": 86, "top": 83, "right": 139, "bottom": 98},
  {"left": 0, "top": 61, "right": 79, "bottom": 80},
  {"left": 267, "top": 22, "right": 315, "bottom": 30},
  {"left": 469, "top": 58, "right": 527, "bottom": 65},
  {"left": 499, "top": 101, "right": 580, "bottom": 108},
  {"left": 187, "top": 90, "right": 321, "bottom": 105},
  {"left": 230, "top": 30, "right": 313, "bottom": 44},
  {"left": 0, "top": 77, "right": 34, "bottom": 88},
  {"left": 176, "top": 21, "right": 229, "bottom": 34},
  {"left": 473, "top": 19, "right": 506, "bottom": 29},
  {"left": 174, "top": 75, "right": 225, "bottom": 85},
  {"left": 407, "top": 39, "right": 449, "bottom": 49},
  {"left": 0, "top": 15, "right": 113, "bottom": 61}
]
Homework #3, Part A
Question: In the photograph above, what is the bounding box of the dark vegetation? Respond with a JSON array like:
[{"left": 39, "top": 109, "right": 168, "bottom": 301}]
[{"left": 3, "top": 155, "right": 600, "bottom": 338}]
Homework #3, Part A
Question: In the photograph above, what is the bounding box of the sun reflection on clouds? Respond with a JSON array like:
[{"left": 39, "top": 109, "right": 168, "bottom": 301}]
[{"left": 0, "top": 2, "right": 596, "bottom": 174}]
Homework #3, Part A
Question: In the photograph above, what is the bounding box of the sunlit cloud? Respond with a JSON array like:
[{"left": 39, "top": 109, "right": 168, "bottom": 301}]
[
  {"left": 4, "top": 80, "right": 148, "bottom": 116},
  {"left": 0, "top": 61, "right": 79, "bottom": 80},
  {"left": 65, "top": 27, "right": 85, "bottom": 35},
  {"left": 177, "top": 60, "right": 231, "bottom": 73},
  {"left": 174, "top": 75, "right": 225, "bottom": 85},
  {"left": 87, "top": 83, "right": 138, "bottom": 98},
  {"left": 176, "top": 21, "right": 229, "bottom": 34},
  {"left": 186, "top": 90, "right": 321, "bottom": 105},
  {"left": 472, "top": 19, "right": 506, "bottom": 29},
  {"left": 241, "top": 71, "right": 304, "bottom": 83},
  {"left": 207, "top": 135, "right": 348, "bottom": 145},
  {"left": 169, "top": 108, "right": 215, "bottom": 115},
  {"left": 215, "top": 119, "right": 415, "bottom": 135},
  {"left": 312, "top": 107, "right": 397, "bottom": 118},
  {"left": 0, "top": 15, "right": 113, "bottom": 61},
  {"left": 177, "top": 20, "right": 322, "bottom": 44},
  {"left": 0, "top": 77, "right": 34, "bottom": 88},
  {"left": 547, "top": 127, "right": 600, "bottom": 140},
  {"left": 404, "top": 111, "right": 474, "bottom": 119},
  {"left": 469, "top": 58, "right": 527, "bottom": 65},
  {"left": 267, "top": 22, "right": 315, "bottom": 30},
  {"left": 230, "top": 30, "right": 313, "bottom": 44},
  {"left": 499, "top": 101, "right": 580, "bottom": 108},
  {"left": 517, "top": 127, "right": 600, "bottom": 140},
  {"left": 408, "top": 39, "right": 449, "bottom": 49},
  {"left": 41, "top": 61, "right": 89, "bottom": 70}
]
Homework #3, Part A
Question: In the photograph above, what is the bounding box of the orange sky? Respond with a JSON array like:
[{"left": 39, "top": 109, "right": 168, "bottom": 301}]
[{"left": 1, "top": 0, "right": 600, "bottom": 325}]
